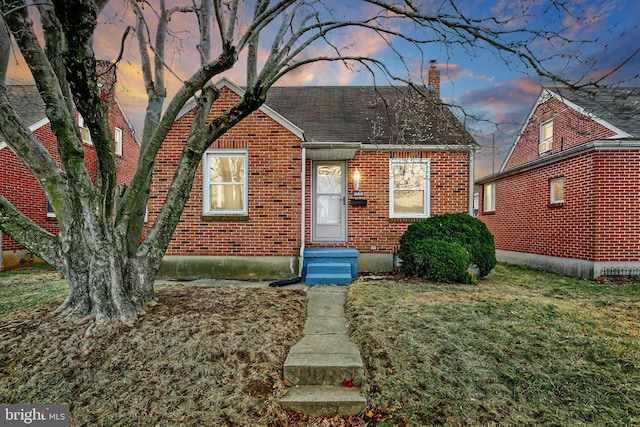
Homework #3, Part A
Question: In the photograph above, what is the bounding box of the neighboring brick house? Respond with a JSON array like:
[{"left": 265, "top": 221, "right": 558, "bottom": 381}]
[
  {"left": 0, "top": 65, "right": 140, "bottom": 270},
  {"left": 150, "top": 71, "right": 476, "bottom": 281},
  {"left": 476, "top": 87, "right": 640, "bottom": 279}
]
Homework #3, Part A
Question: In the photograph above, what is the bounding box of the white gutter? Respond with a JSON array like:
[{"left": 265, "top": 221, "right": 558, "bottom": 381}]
[
  {"left": 299, "top": 146, "right": 306, "bottom": 277},
  {"left": 468, "top": 147, "right": 475, "bottom": 215}
]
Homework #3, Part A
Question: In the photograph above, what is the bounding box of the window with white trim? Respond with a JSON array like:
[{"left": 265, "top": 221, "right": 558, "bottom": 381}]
[
  {"left": 539, "top": 119, "right": 553, "bottom": 154},
  {"left": 203, "top": 150, "right": 248, "bottom": 215},
  {"left": 550, "top": 177, "right": 564, "bottom": 204},
  {"left": 389, "top": 158, "right": 430, "bottom": 218},
  {"left": 114, "top": 127, "right": 123, "bottom": 156},
  {"left": 46, "top": 201, "right": 56, "bottom": 218},
  {"left": 78, "top": 114, "right": 91, "bottom": 145},
  {"left": 483, "top": 182, "right": 495, "bottom": 212}
]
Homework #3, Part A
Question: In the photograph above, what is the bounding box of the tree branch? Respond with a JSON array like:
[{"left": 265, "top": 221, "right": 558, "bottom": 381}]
[{"left": 0, "top": 195, "right": 61, "bottom": 268}]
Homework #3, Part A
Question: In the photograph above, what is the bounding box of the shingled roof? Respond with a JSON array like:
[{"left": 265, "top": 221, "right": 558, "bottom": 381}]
[
  {"left": 4, "top": 85, "right": 47, "bottom": 128},
  {"left": 265, "top": 86, "right": 475, "bottom": 146},
  {"left": 550, "top": 86, "right": 640, "bottom": 138}
]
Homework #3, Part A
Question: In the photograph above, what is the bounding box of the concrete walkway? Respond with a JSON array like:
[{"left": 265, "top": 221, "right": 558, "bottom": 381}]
[
  {"left": 155, "top": 279, "right": 367, "bottom": 416},
  {"left": 279, "top": 286, "right": 367, "bottom": 416}
]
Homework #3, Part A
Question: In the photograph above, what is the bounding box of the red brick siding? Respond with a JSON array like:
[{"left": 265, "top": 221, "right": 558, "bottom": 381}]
[
  {"left": 481, "top": 93, "right": 639, "bottom": 264},
  {"left": 504, "top": 97, "right": 616, "bottom": 170},
  {"left": 593, "top": 149, "right": 640, "bottom": 261},
  {"left": 480, "top": 152, "right": 595, "bottom": 260},
  {"left": 149, "top": 87, "right": 304, "bottom": 256},
  {"left": 150, "top": 87, "right": 471, "bottom": 257},
  {"left": 480, "top": 149, "right": 640, "bottom": 262},
  {"left": 1, "top": 101, "right": 139, "bottom": 252},
  {"left": 308, "top": 150, "right": 470, "bottom": 253},
  {"left": 110, "top": 103, "right": 140, "bottom": 185}
]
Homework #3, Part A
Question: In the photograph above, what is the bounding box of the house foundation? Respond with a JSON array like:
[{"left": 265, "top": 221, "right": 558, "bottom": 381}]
[
  {"left": 158, "top": 255, "right": 299, "bottom": 281},
  {"left": 497, "top": 249, "right": 640, "bottom": 280}
]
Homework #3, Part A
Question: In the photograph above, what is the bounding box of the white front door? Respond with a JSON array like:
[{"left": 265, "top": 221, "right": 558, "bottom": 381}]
[{"left": 312, "top": 161, "right": 347, "bottom": 242}]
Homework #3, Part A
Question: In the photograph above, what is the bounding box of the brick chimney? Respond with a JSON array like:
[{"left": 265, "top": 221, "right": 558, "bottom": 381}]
[
  {"left": 96, "top": 60, "right": 117, "bottom": 104},
  {"left": 428, "top": 59, "right": 440, "bottom": 98}
]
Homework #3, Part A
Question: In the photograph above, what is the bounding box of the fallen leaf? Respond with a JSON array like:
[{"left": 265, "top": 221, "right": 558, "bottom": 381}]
[{"left": 284, "top": 379, "right": 294, "bottom": 387}]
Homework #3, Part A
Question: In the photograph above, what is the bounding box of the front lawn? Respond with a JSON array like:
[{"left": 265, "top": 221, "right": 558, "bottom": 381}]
[
  {"left": 1, "top": 264, "right": 639, "bottom": 426},
  {"left": 348, "top": 264, "right": 640, "bottom": 426},
  {"left": 0, "top": 267, "right": 307, "bottom": 426}
]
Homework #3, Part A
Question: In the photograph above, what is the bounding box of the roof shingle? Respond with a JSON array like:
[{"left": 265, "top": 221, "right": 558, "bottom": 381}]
[
  {"left": 265, "top": 86, "right": 475, "bottom": 145},
  {"left": 550, "top": 87, "right": 640, "bottom": 138}
]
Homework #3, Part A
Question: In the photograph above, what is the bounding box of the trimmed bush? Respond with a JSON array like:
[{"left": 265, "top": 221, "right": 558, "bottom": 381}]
[
  {"left": 398, "top": 213, "right": 496, "bottom": 278},
  {"left": 400, "top": 238, "right": 471, "bottom": 283}
]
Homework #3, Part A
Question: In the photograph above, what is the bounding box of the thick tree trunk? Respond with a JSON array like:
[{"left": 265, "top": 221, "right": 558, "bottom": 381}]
[{"left": 54, "top": 232, "right": 157, "bottom": 325}]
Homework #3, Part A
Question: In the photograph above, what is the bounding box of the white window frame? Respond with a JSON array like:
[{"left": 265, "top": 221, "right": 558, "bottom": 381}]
[
  {"left": 483, "top": 182, "right": 495, "bottom": 212},
  {"left": 389, "top": 158, "right": 430, "bottom": 218},
  {"left": 78, "top": 114, "right": 92, "bottom": 145},
  {"left": 114, "top": 127, "right": 123, "bottom": 156},
  {"left": 46, "top": 201, "right": 56, "bottom": 218},
  {"left": 202, "top": 149, "right": 248, "bottom": 216},
  {"left": 539, "top": 119, "right": 553, "bottom": 154},
  {"left": 550, "top": 177, "right": 564, "bottom": 204}
]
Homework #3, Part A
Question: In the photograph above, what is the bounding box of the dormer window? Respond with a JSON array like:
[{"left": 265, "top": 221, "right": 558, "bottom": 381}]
[{"left": 539, "top": 119, "right": 553, "bottom": 154}]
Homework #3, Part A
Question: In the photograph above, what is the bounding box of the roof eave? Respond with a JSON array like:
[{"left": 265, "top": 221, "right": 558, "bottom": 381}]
[
  {"left": 476, "top": 138, "right": 640, "bottom": 184},
  {"left": 176, "top": 78, "right": 306, "bottom": 141}
]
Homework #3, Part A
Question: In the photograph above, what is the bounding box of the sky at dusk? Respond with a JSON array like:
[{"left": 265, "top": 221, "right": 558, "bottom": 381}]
[{"left": 5, "top": 0, "right": 640, "bottom": 179}]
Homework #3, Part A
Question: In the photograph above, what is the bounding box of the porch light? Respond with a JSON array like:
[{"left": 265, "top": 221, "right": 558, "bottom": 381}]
[{"left": 353, "top": 168, "right": 361, "bottom": 190}]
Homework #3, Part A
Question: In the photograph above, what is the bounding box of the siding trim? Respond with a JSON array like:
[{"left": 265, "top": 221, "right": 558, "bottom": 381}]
[
  {"left": 476, "top": 139, "right": 640, "bottom": 185},
  {"left": 360, "top": 143, "right": 473, "bottom": 152}
]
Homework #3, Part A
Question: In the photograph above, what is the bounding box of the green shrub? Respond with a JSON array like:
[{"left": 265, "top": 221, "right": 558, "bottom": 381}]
[
  {"left": 400, "top": 238, "right": 471, "bottom": 283},
  {"left": 398, "top": 213, "right": 496, "bottom": 278}
]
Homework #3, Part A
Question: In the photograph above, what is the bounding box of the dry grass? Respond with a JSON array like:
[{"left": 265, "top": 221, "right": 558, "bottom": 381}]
[
  {"left": 0, "top": 284, "right": 307, "bottom": 426},
  {"left": 3, "top": 264, "right": 640, "bottom": 426},
  {"left": 348, "top": 264, "right": 640, "bottom": 426}
]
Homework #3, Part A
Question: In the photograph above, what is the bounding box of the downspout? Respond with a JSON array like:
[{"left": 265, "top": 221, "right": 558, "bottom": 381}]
[
  {"left": 299, "top": 146, "right": 306, "bottom": 277},
  {"left": 468, "top": 147, "right": 475, "bottom": 215}
]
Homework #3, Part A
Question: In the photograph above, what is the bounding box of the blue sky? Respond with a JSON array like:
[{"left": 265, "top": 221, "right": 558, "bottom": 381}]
[{"left": 6, "top": 0, "right": 639, "bottom": 178}]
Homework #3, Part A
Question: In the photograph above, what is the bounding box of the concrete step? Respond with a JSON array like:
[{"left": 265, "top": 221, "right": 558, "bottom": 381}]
[
  {"left": 279, "top": 385, "right": 367, "bottom": 417},
  {"left": 284, "top": 335, "right": 364, "bottom": 386}
]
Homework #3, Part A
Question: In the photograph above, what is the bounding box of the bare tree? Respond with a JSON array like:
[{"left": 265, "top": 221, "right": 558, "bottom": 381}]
[{"left": 0, "top": 0, "right": 636, "bottom": 327}]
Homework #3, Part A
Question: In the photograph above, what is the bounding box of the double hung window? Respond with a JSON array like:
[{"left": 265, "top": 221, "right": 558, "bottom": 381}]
[{"left": 203, "top": 150, "right": 248, "bottom": 215}]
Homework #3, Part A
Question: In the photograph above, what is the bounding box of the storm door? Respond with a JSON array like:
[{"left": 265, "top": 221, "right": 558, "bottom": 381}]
[{"left": 312, "top": 161, "right": 347, "bottom": 242}]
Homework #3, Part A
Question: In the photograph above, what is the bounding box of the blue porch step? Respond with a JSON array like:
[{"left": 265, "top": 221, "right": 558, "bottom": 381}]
[
  {"left": 305, "top": 262, "right": 352, "bottom": 285},
  {"left": 303, "top": 248, "right": 360, "bottom": 286}
]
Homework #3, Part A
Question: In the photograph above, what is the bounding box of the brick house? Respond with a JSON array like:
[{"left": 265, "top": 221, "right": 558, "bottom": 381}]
[
  {"left": 0, "top": 65, "right": 140, "bottom": 270},
  {"left": 476, "top": 87, "right": 640, "bottom": 279},
  {"left": 151, "top": 70, "right": 476, "bottom": 282}
]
